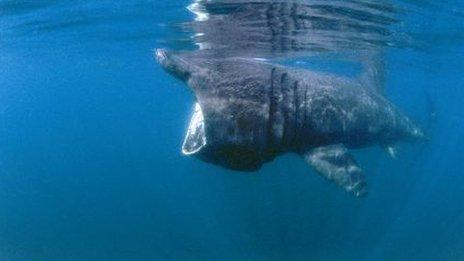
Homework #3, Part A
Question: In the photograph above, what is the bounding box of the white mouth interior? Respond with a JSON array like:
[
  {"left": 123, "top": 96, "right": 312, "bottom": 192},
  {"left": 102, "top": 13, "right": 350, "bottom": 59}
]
[{"left": 182, "top": 102, "right": 207, "bottom": 155}]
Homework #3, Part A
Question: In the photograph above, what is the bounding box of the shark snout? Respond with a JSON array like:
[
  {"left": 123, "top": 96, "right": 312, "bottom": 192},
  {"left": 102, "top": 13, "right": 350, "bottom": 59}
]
[
  {"left": 155, "top": 48, "right": 191, "bottom": 81},
  {"left": 155, "top": 48, "right": 168, "bottom": 65}
]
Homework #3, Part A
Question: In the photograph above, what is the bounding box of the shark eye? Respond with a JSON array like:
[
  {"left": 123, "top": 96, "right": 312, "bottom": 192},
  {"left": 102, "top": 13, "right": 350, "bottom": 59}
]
[{"left": 182, "top": 102, "right": 207, "bottom": 155}]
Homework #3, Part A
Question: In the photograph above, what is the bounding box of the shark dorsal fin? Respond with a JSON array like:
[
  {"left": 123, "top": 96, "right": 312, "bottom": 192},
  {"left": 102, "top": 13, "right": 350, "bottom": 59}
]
[
  {"left": 182, "top": 102, "right": 207, "bottom": 155},
  {"left": 360, "top": 51, "right": 385, "bottom": 94}
]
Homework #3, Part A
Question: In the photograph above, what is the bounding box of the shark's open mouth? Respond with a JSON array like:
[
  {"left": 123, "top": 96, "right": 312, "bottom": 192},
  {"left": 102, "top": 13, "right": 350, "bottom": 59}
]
[{"left": 182, "top": 102, "right": 207, "bottom": 155}]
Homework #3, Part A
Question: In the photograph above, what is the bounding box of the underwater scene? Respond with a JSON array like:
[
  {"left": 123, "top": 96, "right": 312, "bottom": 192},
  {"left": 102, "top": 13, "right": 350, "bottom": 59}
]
[{"left": 1, "top": 0, "right": 464, "bottom": 260}]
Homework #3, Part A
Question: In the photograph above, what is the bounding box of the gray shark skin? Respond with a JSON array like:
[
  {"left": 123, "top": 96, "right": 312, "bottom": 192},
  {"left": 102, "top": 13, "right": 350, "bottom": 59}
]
[{"left": 156, "top": 49, "right": 424, "bottom": 197}]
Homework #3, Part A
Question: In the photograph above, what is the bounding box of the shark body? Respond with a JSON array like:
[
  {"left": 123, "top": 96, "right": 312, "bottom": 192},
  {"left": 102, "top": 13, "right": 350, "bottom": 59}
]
[{"left": 156, "top": 49, "right": 424, "bottom": 197}]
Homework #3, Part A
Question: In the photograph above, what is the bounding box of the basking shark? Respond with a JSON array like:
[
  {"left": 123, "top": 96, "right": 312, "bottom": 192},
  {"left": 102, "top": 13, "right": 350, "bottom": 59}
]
[
  {"left": 156, "top": 49, "right": 424, "bottom": 197},
  {"left": 156, "top": 0, "right": 423, "bottom": 197}
]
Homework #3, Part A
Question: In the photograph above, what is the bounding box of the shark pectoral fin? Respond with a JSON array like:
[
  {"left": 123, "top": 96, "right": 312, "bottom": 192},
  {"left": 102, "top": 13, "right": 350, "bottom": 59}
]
[
  {"left": 302, "top": 144, "right": 367, "bottom": 197},
  {"left": 182, "top": 102, "right": 207, "bottom": 155}
]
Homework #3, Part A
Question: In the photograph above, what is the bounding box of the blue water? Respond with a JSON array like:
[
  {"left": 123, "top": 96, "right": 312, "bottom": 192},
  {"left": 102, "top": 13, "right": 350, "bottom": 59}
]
[{"left": 1, "top": 1, "right": 464, "bottom": 260}]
